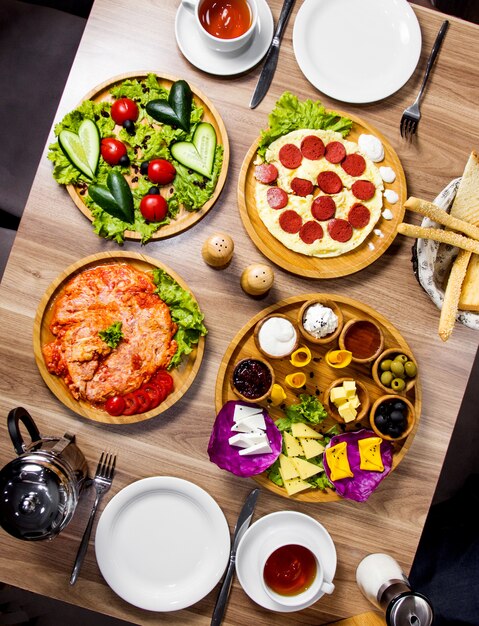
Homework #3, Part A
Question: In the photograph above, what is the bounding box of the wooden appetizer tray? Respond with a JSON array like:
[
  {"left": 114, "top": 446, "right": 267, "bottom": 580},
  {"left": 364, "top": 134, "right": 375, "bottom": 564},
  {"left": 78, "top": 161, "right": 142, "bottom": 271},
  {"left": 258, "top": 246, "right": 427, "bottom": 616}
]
[
  {"left": 34, "top": 252, "right": 205, "bottom": 424},
  {"left": 215, "top": 294, "right": 421, "bottom": 502},
  {"left": 237, "top": 111, "right": 406, "bottom": 278},
  {"left": 67, "top": 72, "right": 229, "bottom": 240}
]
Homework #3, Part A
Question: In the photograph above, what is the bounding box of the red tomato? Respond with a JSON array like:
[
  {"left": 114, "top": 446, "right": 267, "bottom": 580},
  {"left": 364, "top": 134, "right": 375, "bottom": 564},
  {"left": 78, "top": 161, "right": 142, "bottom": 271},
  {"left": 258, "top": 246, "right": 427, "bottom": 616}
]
[
  {"left": 133, "top": 388, "right": 151, "bottom": 413},
  {"left": 104, "top": 395, "right": 125, "bottom": 416},
  {"left": 151, "top": 370, "right": 174, "bottom": 396},
  {"left": 141, "top": 382, "right": 165, "bottom": 409},
  {"left": 100, "top": 138, "right": 127, "bottom": 166},
  {"left": 111, "top": 98, "right": 139, "bottom": 125},
  {"left": 122, "top": 392, "right": 139, "bottom": 416},
  {"left": 147, "top": 159, "right": 176, "bottom": 185},
  {"left": 140, "top": 194, "right": 168, "bottom": 222}
]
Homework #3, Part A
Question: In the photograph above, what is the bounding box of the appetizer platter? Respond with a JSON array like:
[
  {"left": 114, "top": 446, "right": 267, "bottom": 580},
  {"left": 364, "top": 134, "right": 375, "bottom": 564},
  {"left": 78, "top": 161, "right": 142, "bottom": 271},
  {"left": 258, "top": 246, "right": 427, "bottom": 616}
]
[
  {"left": 48, "top": 72, "right": 229, "bottom": 243},
  {"left": 212, "top": 294, "right": 421, "bottom": 502},
  {"left": 238, "top": 93, "right": 407, "bottom": 278},
  {"left": 33, "top": 252, "right": 206, "bottom": 424}
]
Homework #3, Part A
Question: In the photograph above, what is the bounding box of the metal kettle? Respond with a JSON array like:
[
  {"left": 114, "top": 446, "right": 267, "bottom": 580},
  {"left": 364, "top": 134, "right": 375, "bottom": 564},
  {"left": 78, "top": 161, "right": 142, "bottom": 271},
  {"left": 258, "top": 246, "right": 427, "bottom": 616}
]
[{"left": 0, "top": 407, "right": 89, "bottom": 541}]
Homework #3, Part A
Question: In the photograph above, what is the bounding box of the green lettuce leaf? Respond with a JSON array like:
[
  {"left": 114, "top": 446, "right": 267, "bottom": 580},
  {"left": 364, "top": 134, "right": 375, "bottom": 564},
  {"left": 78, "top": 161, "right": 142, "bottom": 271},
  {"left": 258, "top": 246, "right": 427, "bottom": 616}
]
[
  {"left": 257, "top": 92, "right": 353, "bottom": 159},
  {"left": 282, "top": 394, "right": 328, "bottom": 428},
  {"left": 98, "top": 321, "right": 123, "bottom": 348},
  {"left": 152, "top": 269, "right": 207, "bottom": 369}
]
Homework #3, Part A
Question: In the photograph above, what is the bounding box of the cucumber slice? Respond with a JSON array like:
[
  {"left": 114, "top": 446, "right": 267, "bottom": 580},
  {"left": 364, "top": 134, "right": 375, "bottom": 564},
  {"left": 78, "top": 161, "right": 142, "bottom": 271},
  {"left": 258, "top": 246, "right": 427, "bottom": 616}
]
[
  {"left": 59, "top": 119, "right": 100, "bottom": 179},
  {"left": 171, "top": 122, "right": 217, "bottom": 178}
]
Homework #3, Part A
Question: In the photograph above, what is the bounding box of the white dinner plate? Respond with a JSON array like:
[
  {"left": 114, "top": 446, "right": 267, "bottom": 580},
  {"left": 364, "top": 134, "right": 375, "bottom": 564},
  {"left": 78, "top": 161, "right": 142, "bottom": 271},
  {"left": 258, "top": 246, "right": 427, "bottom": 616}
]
[
  {"left": 293, "top": 0, "right": 422, "bottom": 103},
  {"left": 175, "top": 0, "right": 274, "bottom": 76},
  {"left": 95, "top": 476, "right": 230, "bottom": 611},
  {"left": 236, "top": 511, "right": 337, "bottom": 612}
]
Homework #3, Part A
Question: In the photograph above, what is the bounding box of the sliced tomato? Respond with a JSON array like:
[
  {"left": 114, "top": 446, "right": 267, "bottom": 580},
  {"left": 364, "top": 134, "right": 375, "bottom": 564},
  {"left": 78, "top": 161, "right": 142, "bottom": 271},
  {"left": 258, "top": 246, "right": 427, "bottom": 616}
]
[
  {"left": 122, "top": 392, "right": 139, "bottom": 416},
  {"left": 151, "top": 370, "right": 174, "bottom": 396},
  {"left": 104, "top": 395, "right": 125, "bottom": 416},
  {"left": 141, "top": 382, "right": 165, "bottom": 409},
  {"left": 133, "top": 388, "right": 150, "bottom": 413}
]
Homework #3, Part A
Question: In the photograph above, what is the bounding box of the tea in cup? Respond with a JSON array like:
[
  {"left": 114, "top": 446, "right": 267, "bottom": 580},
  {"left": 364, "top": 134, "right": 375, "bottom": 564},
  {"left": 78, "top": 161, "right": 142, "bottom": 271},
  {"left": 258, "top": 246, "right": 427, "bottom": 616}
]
[
  {"left": 181, "top": 0, "right": 258, "bottom": 53},
  {"left": 262, "top": 542, "right": 335, "bottom": 607}
]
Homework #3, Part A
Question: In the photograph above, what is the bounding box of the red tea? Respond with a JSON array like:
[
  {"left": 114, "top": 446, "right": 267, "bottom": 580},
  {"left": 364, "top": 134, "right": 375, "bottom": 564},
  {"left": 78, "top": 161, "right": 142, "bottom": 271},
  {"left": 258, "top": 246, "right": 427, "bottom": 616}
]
[
  {"left": 263, "top": 544, "right": 317, "bottom": 596},
  {"left": 199, "top": 0, "right": 252, "bottom": 40}
]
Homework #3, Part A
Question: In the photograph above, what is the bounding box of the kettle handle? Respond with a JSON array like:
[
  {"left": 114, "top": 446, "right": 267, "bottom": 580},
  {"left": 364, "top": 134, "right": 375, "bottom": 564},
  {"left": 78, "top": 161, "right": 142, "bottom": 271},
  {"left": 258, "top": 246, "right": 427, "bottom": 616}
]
[{"left": 7, "top": 407, "right": 41, "bottom": 455}]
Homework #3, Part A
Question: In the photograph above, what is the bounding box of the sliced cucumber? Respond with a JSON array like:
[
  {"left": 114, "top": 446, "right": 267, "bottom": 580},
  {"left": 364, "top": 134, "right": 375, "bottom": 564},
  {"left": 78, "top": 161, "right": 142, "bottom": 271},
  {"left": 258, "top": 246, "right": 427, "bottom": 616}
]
[
  {"left": 59, "top": 119, "right": 100, "bottom": 179},
  {"left": 171, "top": 122, "right": 217, "bottom": 178}
]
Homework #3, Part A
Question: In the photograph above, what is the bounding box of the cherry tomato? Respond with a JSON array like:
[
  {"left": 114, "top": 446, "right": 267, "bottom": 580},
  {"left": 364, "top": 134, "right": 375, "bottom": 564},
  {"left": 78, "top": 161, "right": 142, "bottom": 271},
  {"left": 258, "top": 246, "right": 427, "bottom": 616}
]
[
  {"left": 140, "top": 194, "right": 168, "bottom": 222},
  {"left": 111, "top": 98, "right": 139, "bottom": 125},
  {"left": 133, "top": 388, "right": 151, "bottom": 414},
  {"left": 122, "top": 392, "right": 139, "bottom": 416},
  {"left": 141, "top": 382, "right": 165, "bottom": 409},
  {"left": 151, "top": 370, "right": 174, "bottom": 396},
  {"left": 104, "top": 395, "right": 125, "bottom": 416},
  {"left": 100, "top": 138, "right": 128, "bottom": 166},
  {"left": 147, "top": 159, "right": 176, "bottom": 185}
]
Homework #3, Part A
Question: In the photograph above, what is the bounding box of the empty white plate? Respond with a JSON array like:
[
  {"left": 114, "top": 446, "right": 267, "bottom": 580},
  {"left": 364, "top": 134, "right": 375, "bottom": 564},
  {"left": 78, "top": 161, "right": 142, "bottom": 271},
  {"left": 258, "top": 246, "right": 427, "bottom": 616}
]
[
  {"left": 293, "top": 0, "right": 422, "bottom": 103},
  {"left": 95, "top": 476, "right": 230, "bottom": 611}
]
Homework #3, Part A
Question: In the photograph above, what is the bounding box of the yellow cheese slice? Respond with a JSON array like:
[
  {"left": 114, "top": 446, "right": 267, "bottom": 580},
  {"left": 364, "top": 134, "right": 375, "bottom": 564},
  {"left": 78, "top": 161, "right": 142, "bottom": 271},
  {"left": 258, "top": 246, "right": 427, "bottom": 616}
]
[
  {"left": 279, "top": 453, "right": 299, "bottom": 480},
  {"left": 291, "top": 423, "right": 323, "bottom": 439},
  {"left": 291, "top": 457, "right": 322, "bottom": 480},
  {"left": 325, "top": 441, "right": 353, "bottom": 482},
  {"left": 283, "top": 476, "right": 311, "bottom": 496},
  {"left": 358, "top": 437, "right": 384, "bottom": 472},
  {"left": 300, "top": 437, "right": 325, "bottom": 459},
  {"left": 283, "top": 431, "right": 303, "bottom": 457}
]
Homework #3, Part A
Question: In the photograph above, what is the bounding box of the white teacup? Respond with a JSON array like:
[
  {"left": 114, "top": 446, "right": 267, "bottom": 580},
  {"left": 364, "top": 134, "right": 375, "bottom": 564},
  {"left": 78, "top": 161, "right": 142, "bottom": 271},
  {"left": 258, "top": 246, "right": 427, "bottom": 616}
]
[
  {"left": 181, "top": 0, "right": 258, "bottom": 53},
  {"left": 261, "top": 541, "right": 335, "bottom": 608}
]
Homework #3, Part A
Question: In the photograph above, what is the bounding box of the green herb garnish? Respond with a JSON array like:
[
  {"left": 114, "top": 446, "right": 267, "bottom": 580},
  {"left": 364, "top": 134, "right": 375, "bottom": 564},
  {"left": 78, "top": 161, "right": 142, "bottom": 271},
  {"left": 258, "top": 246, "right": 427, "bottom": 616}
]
[{"left": 99, "top": 321, "right": 123, "bottom": 348}]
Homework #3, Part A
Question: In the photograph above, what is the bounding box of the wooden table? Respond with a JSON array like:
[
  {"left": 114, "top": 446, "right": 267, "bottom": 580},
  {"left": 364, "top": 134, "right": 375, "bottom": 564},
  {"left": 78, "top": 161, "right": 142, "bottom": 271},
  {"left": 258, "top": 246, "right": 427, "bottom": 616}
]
[{"left": 1, "top": 1, "right": 478, "bottom": 624}]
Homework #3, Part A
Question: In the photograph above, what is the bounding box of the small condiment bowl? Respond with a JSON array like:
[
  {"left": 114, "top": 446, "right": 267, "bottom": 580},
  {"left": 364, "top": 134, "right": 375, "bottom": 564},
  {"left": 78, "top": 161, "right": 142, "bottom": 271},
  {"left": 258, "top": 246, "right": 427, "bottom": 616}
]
[
  {"left": 372, "top": 348, "right": 418, "bottom": 395},
  {"left": 338, "top": 318, "right": 384, "bottom": 364},
  {"left": 323, "top": 377, "right": 370, "bottom": 426},
  {"left": 370, "top": 395, "right": 416, "bottom": 442},
  {"left": 230, "top": 357, "right": 275, "bottom": 403},
  {"left": 254, "top": 314, "right": 299, "bottom": 360},
  {"left": 297, "top": 299, "right": 343, "bottom": 345}
]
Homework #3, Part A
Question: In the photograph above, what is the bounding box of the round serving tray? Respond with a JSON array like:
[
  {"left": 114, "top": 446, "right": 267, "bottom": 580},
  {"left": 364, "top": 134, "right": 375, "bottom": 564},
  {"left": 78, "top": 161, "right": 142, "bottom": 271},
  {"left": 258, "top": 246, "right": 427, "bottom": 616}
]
[
  {"left": 34, "top": 252, "right": 205, "bottom": 424},
  {"left": 238, "top": 111, "right": 406, "bottom": 278},
  {"left": 215, "top": 293, "right": 421, "bottom": 502},
  {"left": 65, "top": 72, "right": 229, "bottom": 240}
]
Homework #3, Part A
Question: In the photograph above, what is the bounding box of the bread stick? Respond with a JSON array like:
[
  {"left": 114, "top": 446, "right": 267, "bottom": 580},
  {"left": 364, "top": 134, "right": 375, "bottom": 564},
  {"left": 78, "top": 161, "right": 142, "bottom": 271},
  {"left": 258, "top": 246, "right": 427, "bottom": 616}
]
[
  {"left": 404, "top": 197, "right": 479, "bottom": 241},
  {"left": 438, "top": 249, "right": 471, "bottom": 342},
  {"left": 397, "top": 223, "right": 479, "bottom": 254}
]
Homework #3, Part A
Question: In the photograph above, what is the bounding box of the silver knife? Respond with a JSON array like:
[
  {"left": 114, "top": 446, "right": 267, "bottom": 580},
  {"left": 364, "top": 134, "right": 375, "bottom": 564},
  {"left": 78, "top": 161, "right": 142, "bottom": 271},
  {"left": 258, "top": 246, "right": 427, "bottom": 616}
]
[
  {"left": 210, "top": 488, "right": 260, "bottom": 625},
  {"left": 249, "top": 0, "right": 296, "bottom": 109}
]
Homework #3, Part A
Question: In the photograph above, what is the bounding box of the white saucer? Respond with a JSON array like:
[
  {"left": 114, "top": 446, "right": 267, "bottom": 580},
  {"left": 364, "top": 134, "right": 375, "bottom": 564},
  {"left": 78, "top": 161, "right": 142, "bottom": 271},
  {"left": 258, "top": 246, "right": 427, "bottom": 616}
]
[
  {"left": 175, "top": 0, "right": 274, "bottom": 76},
  {"left": 236, "top": 511, "right": 337, "bottom": 612}
]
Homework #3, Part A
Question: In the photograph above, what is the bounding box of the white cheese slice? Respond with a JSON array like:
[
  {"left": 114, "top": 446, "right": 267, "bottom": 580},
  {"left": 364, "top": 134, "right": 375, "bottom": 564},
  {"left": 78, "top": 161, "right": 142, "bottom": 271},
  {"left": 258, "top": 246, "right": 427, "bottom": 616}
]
[
  {"left": 228, "top": 431, "right": 267, "bottom": 448},
  {"left": 239, "top": 440, "right": 272, "bottom": 455},
  {"left": 233, "top": 405, "right": 264, "bottom": 422},
  {"left": 234, "top": 413, "right": 266, "bottom": 430}
]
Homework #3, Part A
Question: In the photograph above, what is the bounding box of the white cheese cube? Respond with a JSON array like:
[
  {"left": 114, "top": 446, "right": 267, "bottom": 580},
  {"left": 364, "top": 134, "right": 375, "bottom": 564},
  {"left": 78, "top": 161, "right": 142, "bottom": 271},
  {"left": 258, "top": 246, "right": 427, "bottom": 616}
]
[
  {"left": 233, "top": 405, "right": 263, "bottom": 422},
  {"left": 228, "top": 431, "right": 266, "bottom": 448},
  {"left": 239, "top": 440, "right": 272, "bottom": 455}
]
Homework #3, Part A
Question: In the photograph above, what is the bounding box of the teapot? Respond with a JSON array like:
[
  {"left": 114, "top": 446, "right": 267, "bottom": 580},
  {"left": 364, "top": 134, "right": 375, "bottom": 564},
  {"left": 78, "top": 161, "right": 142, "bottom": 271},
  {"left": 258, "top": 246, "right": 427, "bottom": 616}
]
[{"left": 0, "top": 407, "right": 89, "bottom": 541}]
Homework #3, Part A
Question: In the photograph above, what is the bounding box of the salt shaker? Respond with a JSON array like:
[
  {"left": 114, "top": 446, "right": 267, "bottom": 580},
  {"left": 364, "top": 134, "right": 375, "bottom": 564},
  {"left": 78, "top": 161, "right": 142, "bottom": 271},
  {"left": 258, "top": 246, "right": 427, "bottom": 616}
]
[{"left": 356, "top": 553, "right": 433, "bottom": 626}]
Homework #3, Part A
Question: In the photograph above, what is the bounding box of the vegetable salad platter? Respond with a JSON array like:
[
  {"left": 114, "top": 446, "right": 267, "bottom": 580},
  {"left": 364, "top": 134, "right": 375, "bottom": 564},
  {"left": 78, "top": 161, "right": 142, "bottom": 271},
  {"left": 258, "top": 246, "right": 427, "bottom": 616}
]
[
  {"left": 33, "top": 252, "right": 207, "bottom": 424},
  {"left": 211, "top": 294, "right": 421, "bottom": 502},
  {"left": 48, "top": 72, "right": 229, "bottom": 243},
  {"left": 238, "top": 93, "right": 407, "bottom": 278}
]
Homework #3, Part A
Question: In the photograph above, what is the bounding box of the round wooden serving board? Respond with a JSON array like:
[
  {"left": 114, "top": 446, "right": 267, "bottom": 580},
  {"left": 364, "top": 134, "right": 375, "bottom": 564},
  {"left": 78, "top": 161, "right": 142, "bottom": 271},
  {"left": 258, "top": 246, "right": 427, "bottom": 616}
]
[
  {"left": 215, "top": 294, "right": 421, "bottom": 502},
  {"left": 237, "top": 112, "right": 406, "bottom": 278},
  {"left": 66, "top": 72, "right": 229, "bottom": 240},
  {"left": 33, "top": 252, "right": 205, "bottom": 424}
]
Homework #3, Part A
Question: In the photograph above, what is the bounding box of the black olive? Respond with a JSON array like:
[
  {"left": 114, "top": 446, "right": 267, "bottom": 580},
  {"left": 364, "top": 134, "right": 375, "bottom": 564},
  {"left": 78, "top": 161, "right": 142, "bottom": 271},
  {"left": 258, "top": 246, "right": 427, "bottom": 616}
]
[
  {"left": 390, "top": 410, "right": 406, "bottom": 424},
  {"left": 387, "top": 425, "right": 403, "bottom": 438},
  {"left": 374, "top": 414, "right": 388, "bottom": 431},
  {"left": 148, "top": 186, "right": 160, "bottom": 195},
  {"left": 123, "top": 119, "right": 135, "bottom": 135},
  {"left": 393, "top": 400, "right": 407, "bottom": 412},
  {"left": 140, "top": 161, "right": 149, "bottom": 175},
  {"left": 118, "top": 155, "right": 130, "bottom": 167}
]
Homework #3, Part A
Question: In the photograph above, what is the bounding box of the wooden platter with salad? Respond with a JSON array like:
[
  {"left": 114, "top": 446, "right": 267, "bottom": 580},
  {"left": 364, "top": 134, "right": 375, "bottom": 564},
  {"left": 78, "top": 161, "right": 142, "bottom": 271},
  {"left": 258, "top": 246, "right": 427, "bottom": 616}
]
[
  {"left": 210, "top": 294, "right": 421, "bottom": 502},
  {"left": 33, "top": 252, "right": 207, "bottom": 424},
  {"left": 48, "top": 72, "right": 229, "bottom": 243},
  {"left": 237, "top": 93, "right": 407, "bottom": 278}
]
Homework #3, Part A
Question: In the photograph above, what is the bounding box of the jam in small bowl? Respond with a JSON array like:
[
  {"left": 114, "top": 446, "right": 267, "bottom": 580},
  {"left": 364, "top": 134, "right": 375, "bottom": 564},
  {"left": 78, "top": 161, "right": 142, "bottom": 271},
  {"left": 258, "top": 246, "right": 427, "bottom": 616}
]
[{"left": 230, "top": 357, "right": 274, "bottom": 403}]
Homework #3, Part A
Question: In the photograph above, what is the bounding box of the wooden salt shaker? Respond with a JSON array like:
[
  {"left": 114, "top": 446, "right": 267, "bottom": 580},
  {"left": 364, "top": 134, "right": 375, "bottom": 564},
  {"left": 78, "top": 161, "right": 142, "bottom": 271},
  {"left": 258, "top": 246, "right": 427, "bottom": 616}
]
[
  {"left": 202, "top": 233, "right": 234, "bottom": 268},
  {"left": 240, "top": 263, "right": 274, "bottom": 296}
]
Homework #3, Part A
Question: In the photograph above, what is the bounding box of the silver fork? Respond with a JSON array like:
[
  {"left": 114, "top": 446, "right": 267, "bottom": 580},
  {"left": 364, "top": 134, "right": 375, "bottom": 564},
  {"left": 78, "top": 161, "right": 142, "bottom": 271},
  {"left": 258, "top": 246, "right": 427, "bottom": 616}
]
[
  {"left": 400, "top": 20, "right": 449, "bottom": 139},
  {"left": 70, "top": 452, "right": 116, "bottom": 585}
]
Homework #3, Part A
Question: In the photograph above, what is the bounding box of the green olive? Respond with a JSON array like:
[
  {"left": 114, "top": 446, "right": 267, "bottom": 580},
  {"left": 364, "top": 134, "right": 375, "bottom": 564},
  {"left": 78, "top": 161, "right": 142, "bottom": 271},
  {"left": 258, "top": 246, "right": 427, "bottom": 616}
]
[
  {"left": 391, "top": 378, "right": 406, "bottom": 391},
  {"left": 390, "top": 361, "right": 405, "bottom": 377},
  {"left": 394, "top": 354, "right": 408, "bottom": 364},
  {"left": 380, "top": 359, "right": 392, "bottom": 371},
  {"left": 404, "top": 361, "right": 417, "bottom": 377},
  {"left": 380, "top": 371, "right": 394, "bottom": 386}
]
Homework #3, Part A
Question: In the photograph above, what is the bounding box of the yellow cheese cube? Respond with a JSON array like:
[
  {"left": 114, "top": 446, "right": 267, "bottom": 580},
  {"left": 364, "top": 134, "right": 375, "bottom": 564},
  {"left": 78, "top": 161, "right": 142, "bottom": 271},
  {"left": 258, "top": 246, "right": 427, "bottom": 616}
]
[
  {"left": 349, "top": 395, "right": 361, "bottom": 409},
  {"left": 292, "top": 457, "right": 322, "bottom": 480},
  {"left": 300, "top": 438, "right": 325, "bottom": 459},
  {"left": 338, "top": 402, "right": 357, "bottom": 423},
  {"left": 291, "top": 423, "right": 323, "bottom": 439},
  {"left": 279, "top": 453, "right": 299, "bottom": 480},
  {"left": 283, "top": 431, "right": 303, "bottom": 457},
  {"left": 330, "top": 386, "right": 347, "bottom": 404},
  {"left": 343, "top": 380, "right": 356, "bottom": 398},
  {"left": 283, "top": 477, "right": 311, "bottom": 496}
]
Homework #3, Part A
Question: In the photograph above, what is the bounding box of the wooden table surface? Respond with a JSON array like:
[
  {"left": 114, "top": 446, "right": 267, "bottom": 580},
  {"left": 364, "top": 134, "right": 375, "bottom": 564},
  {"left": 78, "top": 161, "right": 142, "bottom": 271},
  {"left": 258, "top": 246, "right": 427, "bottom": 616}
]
[{"left": 1, "top": 1, "right": 478, "bottom": 624}]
